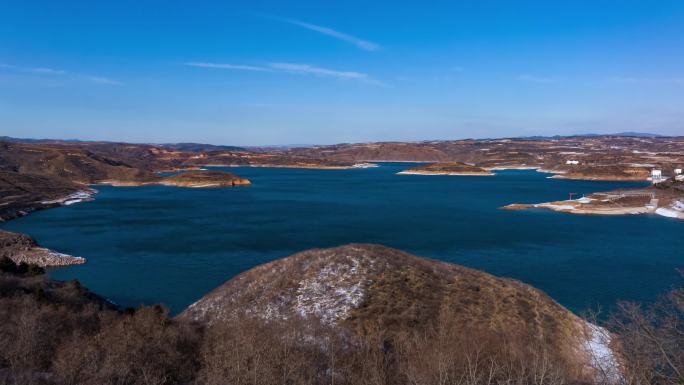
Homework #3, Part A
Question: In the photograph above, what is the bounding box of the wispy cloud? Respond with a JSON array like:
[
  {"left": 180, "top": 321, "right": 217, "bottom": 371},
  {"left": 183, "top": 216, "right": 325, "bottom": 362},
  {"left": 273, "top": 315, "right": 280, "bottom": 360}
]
[
  {"left": 260, "top": 14, "right": 380, "bottom": 51},
  {"left": 269, "top": 63, "right": 368, "bottom": 80},
  {"left": 27, "top": 67, "right": 67, "bottom": 75},
  {"left": 184, "top": 61, "right": 382, "bottom": 84},
  {"left": 608, "top": 76, "right": 684, "bottom": 85},
  {"left": 518, "top": 75, "right": 557, "bottom": 84},
  {"left": 82, "top": 75, "right": 121, "bottom": 85},
  {"left": 184, "top": 62, "right": 271, "bottom": 72},
  {"left": 0, "top": 63, "right": 119, "bottom": 85}
]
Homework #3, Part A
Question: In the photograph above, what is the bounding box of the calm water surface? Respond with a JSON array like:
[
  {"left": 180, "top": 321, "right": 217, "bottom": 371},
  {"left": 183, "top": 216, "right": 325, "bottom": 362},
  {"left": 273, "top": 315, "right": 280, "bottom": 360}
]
[{"left": 3, "top": 164, "right": 682, "bottom": 314}]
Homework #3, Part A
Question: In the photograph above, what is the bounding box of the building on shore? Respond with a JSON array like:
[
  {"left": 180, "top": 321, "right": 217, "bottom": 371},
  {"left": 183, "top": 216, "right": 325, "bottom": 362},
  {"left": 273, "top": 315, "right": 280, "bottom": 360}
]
[
  {"left": 651, "top": 169, "right": 664, "bottom": 184},
  {"left": 675, "top": 168, "right": 684, "bottom": 181}
]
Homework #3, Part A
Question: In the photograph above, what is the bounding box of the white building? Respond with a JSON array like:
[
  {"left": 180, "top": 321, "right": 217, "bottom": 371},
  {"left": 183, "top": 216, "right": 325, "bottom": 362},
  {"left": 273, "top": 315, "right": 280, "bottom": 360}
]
[
  {"left": 651, "top": 169, "right": 663, "bottom": 184},
  {"left": 565, "top": 160, "right": 579, "bottom": 165},
  {"left": 676, "top": 168, "right": 684, "bottom": 181}
]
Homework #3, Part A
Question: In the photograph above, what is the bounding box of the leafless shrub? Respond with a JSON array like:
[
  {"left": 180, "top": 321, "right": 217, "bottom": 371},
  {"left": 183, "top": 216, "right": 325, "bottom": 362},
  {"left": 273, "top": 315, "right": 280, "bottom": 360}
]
[
  {"left": 607, "top": 283, "right": 684, "bottom": 385},
  {"left": 196, "top": 315, "right": 329, "bottom": 385},
  {"left": 52, "top": 305, "right": 200, "bottom": 385},
  {"left": 392, "top": 308, "right": 577, "bottom": 385},
  {"left": 2, "top": 272, "right": 682, "bottom": 385}
]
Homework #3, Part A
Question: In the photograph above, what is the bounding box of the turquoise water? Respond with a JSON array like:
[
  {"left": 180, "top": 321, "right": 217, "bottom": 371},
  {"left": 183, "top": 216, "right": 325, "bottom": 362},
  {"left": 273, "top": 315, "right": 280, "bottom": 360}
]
[{"left": 2, "top": 164, "right": 682, "bottom": 315}]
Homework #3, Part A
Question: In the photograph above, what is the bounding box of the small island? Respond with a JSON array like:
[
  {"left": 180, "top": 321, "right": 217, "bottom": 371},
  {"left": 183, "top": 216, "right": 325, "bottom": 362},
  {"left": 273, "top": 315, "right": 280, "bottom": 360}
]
[
  {"left": 156, "top": 171, "right": 251, "bottom": 188},
  {"left": 397, "top": 162, "right": 494, "bottom": 176},
  {"left": 99, "top": 171, "right": 251, "bottom": 188}
]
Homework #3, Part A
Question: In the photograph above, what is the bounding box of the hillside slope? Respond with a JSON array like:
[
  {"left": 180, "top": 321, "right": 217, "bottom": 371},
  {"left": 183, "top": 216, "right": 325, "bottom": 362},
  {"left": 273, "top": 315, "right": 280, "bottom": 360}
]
[
  {"left": 181, "top": 244, "right": 620, "bottom": 382},
  {"left": 0, "top": 142, "right": 157, "bottom": 184}
]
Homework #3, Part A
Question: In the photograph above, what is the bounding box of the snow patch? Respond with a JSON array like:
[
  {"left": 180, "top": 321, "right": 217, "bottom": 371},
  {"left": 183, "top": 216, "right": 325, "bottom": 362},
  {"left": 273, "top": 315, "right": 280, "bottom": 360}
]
[
  {"left": 294, "top": 254, "right": 368, "bottom": 324},
  {"left": 542, "top": 204, "right": 576, "bottom": 211},
  {"left": 352, "top": 162, "right": 379, "bottom": 168},
  {"left": 673, "top": 200, "right": 684, "bottom": 211},
  {"left": 655, "top": 207, "right": 684, "bottom": 219},
  {"left": 41, "top": 190, "right": 95, "bottom": 206},
  {"left": 583, "top": 322, "right": 622, "bottom": 384},
  {"left": 655, "top": 200, "right": 684, "bottom": 219}
]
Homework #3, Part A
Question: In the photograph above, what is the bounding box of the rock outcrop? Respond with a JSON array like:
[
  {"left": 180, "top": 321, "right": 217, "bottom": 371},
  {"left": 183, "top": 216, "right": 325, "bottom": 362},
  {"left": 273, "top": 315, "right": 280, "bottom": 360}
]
[{"left": 0, "top": 230, "right": 85, "bottom": 267}]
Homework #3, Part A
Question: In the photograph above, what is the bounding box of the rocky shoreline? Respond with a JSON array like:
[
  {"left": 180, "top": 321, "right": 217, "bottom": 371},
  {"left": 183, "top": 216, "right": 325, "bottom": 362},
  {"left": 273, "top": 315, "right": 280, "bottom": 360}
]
[
  {"left": 40, "top": 190, "right": 96, "bottom": 206},
  {"left": 0, "top": 230, "right": 86, "bottom": 267},
  {"left": 0, "top": 170, "right": 250, "bottom": 267}
]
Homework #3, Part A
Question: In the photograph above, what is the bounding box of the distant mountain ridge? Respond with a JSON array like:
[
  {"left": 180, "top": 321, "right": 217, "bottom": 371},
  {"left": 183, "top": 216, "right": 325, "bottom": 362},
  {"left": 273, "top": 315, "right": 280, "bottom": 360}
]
[
  {"left": 0, "top": 132, "right": 675, "bottom": 149},
  {"left": 514, "top": 132, "right": 668, "bottom": 140},
  {"left": 157, "top": 142, "right": 246, "bottom": 152},
  {"left": 0, "top": 136, "right": 246, "bottom": 152}
]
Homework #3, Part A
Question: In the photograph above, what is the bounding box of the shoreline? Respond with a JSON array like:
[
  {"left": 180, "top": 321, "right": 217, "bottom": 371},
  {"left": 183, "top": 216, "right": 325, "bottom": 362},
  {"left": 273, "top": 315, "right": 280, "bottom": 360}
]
[
  {"left": 396, "top": 170, "right": 494, "bottom": 176},
  {"left": 0, "top": 189, "right": 95, "bottom": 267},
  {"left": 503, "top": 199, "right": 684, "bottom": 220},
  {"left": 1, "top": 188, "right": 98, "bottom": 224},
  {"left": 0, "top": 229, "right": 87, "bottom": 267},
  {"left": 548, "top": 174, "right": 649, "bottom": 182},
  {"left": 199, "top": 162, "right": 379, "bottom": 170},
  {"left": 503, "top": 202, "right": 653, "bottom": 216}
]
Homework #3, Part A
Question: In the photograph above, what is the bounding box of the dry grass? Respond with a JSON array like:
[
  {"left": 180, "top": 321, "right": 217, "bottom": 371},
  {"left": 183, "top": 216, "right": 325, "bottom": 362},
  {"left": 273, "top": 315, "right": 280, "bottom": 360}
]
[{"left": 1, "top": 245, "right": 682, "bottom": 385}]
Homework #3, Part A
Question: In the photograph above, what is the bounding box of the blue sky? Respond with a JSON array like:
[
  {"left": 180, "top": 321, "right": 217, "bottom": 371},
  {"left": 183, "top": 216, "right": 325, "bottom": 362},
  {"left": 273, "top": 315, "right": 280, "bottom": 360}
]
[{"left": 1, "top": 1, "right": 683, "bottom": 145}]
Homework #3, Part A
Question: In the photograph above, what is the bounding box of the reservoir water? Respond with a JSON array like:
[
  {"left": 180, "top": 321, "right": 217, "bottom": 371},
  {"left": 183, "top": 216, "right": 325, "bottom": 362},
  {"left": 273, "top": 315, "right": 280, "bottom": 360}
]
[{"left": 3, "top": 163, "right": 682, "bottom": 314}]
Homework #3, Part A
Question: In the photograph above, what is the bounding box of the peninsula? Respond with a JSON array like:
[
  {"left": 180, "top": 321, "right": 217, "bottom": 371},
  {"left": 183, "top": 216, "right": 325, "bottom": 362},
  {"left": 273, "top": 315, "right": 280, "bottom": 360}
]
[
  {"left": 504, "top": 178, "right": 684, "bottom": 219},
  {"left": 0, "top": 230, "right": 86, "bottom": 267}
]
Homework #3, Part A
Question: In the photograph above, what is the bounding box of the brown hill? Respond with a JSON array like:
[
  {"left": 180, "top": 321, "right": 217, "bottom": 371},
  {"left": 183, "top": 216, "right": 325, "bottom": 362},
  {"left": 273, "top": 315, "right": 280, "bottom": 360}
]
[
  {"left": 555, "top": 165, "right": 651, "bottom": 181},
  {"left": 0, "top": 141, "right": 157, "bottom": 184},
  {"left": 181, "top": 244, "right": 580, "bottom": 335},
  {"left": 181, "top": 244, "right": 619, "bottom": 381}
]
